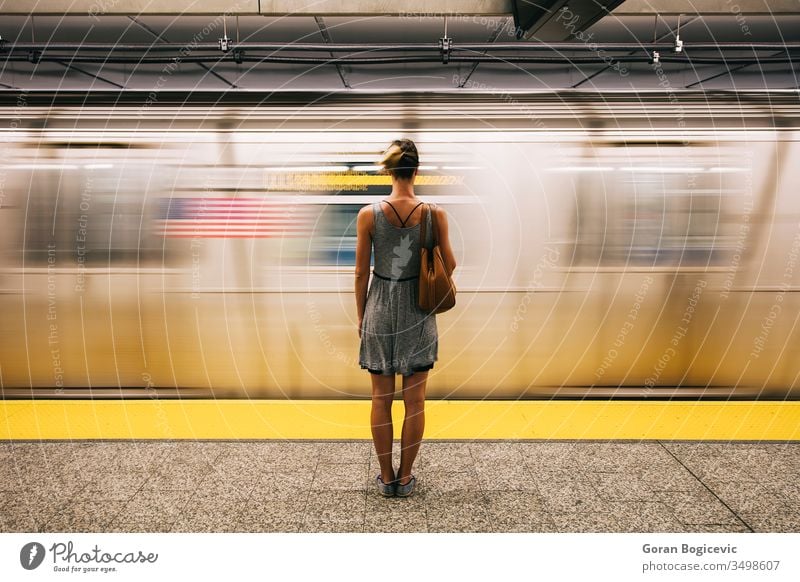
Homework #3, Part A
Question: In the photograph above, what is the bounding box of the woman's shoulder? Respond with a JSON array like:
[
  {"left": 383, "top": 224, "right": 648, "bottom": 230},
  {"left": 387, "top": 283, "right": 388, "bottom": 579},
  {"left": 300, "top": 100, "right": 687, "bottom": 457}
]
[
  {"left": 427, "top": 202, "right": 447, "bottom": 218},
  {"left": 358, "top": 202, "right": 376, "bottom": 216},
  {"left": 357, "top": 203, "right": 376, "bottom": 232}
]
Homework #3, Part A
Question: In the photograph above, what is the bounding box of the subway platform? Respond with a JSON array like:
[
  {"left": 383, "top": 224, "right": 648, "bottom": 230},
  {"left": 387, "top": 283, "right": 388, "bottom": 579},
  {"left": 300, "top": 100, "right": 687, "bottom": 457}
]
[{"left": 2, "top": 440, "right": 799, "bottom": 533}]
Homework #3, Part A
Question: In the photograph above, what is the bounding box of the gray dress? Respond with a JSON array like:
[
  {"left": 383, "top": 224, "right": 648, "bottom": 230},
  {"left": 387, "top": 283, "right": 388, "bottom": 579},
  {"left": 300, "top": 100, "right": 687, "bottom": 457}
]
[{"left": 359, "top": 201, "right": 438, "bottom": 376}]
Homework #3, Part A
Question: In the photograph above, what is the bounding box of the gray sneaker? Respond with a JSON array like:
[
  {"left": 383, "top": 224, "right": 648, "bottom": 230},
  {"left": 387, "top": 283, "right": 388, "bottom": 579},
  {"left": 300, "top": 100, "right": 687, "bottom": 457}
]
[
  {"left": 375, "top": 474, "right": 396, "bottom": 497},
  {"left": 395, "top": 475, "right": 416, "bottom": 498}
]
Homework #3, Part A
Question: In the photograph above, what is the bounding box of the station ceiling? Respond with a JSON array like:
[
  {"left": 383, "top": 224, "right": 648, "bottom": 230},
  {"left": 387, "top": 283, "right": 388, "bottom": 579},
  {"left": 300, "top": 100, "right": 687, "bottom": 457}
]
[{"left": 0, "top": 0, "right": 798, "bottom": 92}]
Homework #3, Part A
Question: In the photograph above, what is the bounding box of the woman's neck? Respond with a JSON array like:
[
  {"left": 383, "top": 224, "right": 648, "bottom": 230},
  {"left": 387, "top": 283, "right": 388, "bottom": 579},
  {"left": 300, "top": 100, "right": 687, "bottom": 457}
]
[{"left": 389, "top": 182, "right": 415, "bottom": 198}]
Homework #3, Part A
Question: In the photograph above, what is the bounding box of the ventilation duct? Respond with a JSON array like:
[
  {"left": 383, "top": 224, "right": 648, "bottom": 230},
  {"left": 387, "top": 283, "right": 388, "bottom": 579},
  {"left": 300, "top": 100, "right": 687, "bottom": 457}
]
[{"left": 511, "top": 0, "right": 626, "bottom": 40}]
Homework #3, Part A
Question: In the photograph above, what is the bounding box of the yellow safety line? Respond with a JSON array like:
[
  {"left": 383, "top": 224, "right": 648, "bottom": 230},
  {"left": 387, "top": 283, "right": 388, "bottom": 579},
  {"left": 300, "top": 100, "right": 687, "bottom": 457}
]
[{"left": 1, "top": 400, "right": 799, "bottom": 441}]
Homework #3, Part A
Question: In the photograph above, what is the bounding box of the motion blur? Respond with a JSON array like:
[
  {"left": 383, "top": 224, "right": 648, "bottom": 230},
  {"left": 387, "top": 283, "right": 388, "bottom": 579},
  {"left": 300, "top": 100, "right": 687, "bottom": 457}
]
[{"left": 1, "top": 92, "right": 798, "bottom": 398}]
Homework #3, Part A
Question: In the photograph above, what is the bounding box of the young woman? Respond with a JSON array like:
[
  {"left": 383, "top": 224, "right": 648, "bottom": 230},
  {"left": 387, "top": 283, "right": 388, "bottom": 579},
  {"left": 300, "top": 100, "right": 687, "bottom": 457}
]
[{"left": 354, "top": 139, "right": 457, "bottom": 498}]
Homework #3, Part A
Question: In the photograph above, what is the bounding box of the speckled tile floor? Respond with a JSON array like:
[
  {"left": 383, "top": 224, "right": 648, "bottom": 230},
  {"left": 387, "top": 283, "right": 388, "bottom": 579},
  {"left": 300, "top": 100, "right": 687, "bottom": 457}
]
[{"left": 1, "top": 440, "right": 798, "bottom": 533}]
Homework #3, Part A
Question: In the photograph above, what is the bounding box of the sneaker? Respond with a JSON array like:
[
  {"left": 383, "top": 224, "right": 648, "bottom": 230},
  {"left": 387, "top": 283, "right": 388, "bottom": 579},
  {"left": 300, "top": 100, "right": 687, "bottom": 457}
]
[
  {"left": 375, "top": 474, "right": 396, "bottom": 497},
  {"left": 395, "top": 475, "right": 416, "bottom": 497}
]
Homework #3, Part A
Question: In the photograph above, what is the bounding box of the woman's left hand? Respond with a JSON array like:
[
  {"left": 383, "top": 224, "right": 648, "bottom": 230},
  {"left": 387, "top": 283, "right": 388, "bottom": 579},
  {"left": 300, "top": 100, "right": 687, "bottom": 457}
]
[{"left": 358, "top": 318, "right": 363, "bottom": 339}]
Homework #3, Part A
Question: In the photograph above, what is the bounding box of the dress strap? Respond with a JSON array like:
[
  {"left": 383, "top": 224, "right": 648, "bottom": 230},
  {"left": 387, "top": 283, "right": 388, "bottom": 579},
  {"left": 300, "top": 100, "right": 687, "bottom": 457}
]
[
  {"left": 381, "top": 200, "right": 404, "bottom": 225},
  {"left": 382, "top": 199, "right": 423, "bottom": 227},
  {"left": 403, "top": 201, "right": 424, "bottom": 226}
]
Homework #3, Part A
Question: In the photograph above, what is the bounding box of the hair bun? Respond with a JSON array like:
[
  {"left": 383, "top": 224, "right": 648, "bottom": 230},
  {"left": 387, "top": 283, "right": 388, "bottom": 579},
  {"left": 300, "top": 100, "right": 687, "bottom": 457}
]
[
  {"left": 379, "top": 139, "right": 419, "bottom": 179},
  {"left": 379, "top": 144, "right": 405, "bottom": 170}
]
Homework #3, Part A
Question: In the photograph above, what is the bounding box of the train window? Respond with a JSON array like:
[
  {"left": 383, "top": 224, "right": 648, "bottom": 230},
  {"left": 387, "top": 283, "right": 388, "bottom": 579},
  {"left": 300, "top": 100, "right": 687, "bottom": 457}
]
[
  {"left": 311, "top": 204, "right": 363, "bottom": 266},
  {"left": 573, "top": 167, "right": 735, "bottom": 267},
  {"left": 20, "top": 166, "right": 172, "bottom": 265}
]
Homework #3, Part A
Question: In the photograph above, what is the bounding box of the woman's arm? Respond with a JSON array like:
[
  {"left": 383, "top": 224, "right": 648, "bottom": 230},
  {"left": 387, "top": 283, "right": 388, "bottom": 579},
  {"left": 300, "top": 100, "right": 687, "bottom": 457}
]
[
  {"left": 434, "top": 206, "right": 457, "bottom": 275},
  {"left": 354, "top": 206, "right": 373, "bottom": 337}
]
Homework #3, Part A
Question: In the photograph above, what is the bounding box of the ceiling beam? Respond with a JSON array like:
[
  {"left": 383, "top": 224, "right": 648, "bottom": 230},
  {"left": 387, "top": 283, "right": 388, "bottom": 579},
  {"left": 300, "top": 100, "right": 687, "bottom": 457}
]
[
  {"left": 0, "top": 0, "right": 262, "bottom": 15},
  {"left": 0, "top": 0, "right": 512, "bottom": 16},
  {"left": 571, "top": 15, "right": 702, "bottom": 88},
  {"left": 127, "top": 16, "right": 238, "bottom": 89},
  {"left": 260, "top": 0, "right": 513, "bottom": 15},
  {"left": 685, "top": 49, "right": 790, "bottom": 88},
  {"left": 613, "top": 0, "right": 800, "bottom": 15},
  {"left": 457, "top": 19, "right": 510, "bottom": 88},
  {"left": 51, "top": 58, "right": 125, "bottom": 88},
  {"left": 314, "top": 16, "right": 350, "bottom": 89},
  {"left": 3, "top": 0, "right": 799, "bottom": 16}
]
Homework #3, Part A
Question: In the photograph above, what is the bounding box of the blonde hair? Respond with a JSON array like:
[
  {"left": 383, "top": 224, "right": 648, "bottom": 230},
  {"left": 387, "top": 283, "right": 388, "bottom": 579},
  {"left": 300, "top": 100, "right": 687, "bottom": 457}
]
[{"left": 379, "top": 138, "right": 419, "bottom": 180}]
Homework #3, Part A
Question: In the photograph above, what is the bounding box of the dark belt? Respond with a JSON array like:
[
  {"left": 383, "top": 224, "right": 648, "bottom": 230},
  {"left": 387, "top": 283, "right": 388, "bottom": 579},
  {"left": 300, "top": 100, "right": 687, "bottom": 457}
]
[{"left": 372, "top": 271, "right": 419, "bottom": 282}]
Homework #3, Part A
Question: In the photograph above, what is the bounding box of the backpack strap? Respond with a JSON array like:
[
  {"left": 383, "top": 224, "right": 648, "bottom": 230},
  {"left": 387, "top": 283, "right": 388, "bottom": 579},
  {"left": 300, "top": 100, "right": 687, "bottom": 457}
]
[
  {"left": 419, "top": 204, "right": 428, "bottom": 251},
  {"left": 419, "top": 203, "right": 438, "bottom": 251},
  {"left": 429, "top": 203, "right": 439, "bottom": 247}
]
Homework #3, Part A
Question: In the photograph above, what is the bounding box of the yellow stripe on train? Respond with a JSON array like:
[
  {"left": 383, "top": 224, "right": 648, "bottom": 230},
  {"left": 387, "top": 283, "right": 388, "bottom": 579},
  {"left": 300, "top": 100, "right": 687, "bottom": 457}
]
[{"left": 264, "top": 173, "right": 465, "bottom": 190}]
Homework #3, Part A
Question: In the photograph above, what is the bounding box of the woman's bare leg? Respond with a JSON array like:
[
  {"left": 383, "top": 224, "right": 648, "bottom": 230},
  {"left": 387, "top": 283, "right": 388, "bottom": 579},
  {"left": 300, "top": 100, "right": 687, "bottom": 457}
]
[
  {"left": 370, "top": 373, "right": 396, "bottom": 484},
  {"left": 398, "top": 370, "right": 427, "bottom": 485}
]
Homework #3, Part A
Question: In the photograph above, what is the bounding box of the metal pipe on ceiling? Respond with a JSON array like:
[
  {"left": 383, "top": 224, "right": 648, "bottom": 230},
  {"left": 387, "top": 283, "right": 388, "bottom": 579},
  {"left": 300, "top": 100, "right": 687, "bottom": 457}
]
[
  {"left": 2, "top": 54, "right": 797, "bottom": 65},
  {"left": 3, "top": 42, "right": 800, "bottom": 52},
  {"left": 2, "top": 40, "right": 798, "bottom": 69}
]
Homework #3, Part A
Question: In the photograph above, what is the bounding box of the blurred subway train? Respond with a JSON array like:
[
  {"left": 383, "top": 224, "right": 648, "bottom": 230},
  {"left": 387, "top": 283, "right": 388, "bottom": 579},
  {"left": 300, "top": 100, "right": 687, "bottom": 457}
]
[{"left": 1, "top": 90, "right": 799, "bottom": 399}]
